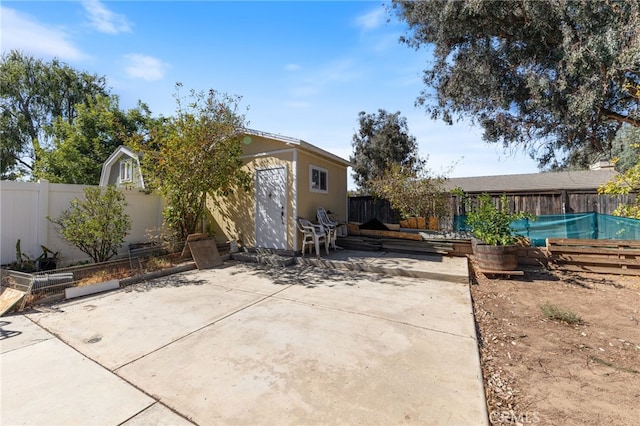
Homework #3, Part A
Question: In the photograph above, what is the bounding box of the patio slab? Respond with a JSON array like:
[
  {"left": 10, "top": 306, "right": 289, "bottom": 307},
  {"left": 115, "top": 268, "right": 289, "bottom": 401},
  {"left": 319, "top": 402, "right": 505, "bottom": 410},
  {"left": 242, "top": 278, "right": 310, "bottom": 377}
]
[
  {"left": 1, "top": 314, "right": 53, "bottom": 353},
  {"left": 117, "top": 296, "right": 484, "bottom": 425},
  {"left": 25, "top": 267, "right": 283, "bottom": 370},
  {"left": 1, "top": 315, "right": 155, "bottom": 426},
  {"left": 121, "top": 402, "right": 195, "bottom": 426},
  {"left": 5, "top": 258, "right": 487, "bottom": 425},
  {"left": 277, "top": 271, "right": 475, "bottom": 338}
]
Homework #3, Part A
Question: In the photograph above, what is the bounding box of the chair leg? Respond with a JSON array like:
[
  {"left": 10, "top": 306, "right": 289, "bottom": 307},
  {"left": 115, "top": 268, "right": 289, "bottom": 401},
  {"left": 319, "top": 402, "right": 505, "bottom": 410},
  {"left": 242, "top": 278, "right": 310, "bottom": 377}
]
[{"left": 315, "top": 239, "right": 321, "bottom": 257}]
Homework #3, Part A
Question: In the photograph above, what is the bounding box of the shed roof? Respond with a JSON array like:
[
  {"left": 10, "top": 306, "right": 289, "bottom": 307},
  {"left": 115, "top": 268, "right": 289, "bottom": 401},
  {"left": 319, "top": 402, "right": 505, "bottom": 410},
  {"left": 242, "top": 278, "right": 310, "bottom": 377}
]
[
  {"left": 444, "top": 168, "right": 618, "bottom": 193},
  {"left": 244, "top": 128, "right": 351, "bottom": 167}
]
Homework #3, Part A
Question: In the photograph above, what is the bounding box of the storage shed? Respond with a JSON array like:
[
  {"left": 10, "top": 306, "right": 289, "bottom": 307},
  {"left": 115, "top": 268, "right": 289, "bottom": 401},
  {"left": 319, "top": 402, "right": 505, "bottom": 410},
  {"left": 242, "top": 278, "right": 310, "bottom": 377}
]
[{"left": 207, "top": 129, "right": 351, "bottom": 253}]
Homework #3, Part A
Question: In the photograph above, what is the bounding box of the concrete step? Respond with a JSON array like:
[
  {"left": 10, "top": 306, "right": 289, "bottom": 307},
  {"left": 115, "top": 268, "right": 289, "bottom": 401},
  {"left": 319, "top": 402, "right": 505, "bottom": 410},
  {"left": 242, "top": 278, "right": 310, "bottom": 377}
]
[{"left": 295, "top": 250, "right": 469, "bottom": 284}]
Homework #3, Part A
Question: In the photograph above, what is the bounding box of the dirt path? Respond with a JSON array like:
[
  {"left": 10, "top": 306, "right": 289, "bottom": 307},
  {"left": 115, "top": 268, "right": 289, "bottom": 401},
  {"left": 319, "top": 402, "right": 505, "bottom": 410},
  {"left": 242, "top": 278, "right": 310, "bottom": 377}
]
[{"left": 469, "top": 261, "right": 640, "bottom": 425}]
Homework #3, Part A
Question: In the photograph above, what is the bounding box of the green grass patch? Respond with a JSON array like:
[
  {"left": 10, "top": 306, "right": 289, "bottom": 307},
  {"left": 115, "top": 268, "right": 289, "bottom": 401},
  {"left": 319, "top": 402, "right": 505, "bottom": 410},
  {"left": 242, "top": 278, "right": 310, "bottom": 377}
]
[
  {"left": 540, "top": 302, "right": 583, "bottom": 325},
  {"left": 589, "top": 356, "right": 639, "bottom": 374}
]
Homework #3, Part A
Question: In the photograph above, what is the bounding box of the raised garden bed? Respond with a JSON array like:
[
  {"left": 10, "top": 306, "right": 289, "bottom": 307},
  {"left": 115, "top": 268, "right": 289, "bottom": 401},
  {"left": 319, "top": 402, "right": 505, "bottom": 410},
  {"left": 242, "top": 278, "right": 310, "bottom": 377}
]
[{"left": 1, "top": 252, "right": 205, "bottom": 312}]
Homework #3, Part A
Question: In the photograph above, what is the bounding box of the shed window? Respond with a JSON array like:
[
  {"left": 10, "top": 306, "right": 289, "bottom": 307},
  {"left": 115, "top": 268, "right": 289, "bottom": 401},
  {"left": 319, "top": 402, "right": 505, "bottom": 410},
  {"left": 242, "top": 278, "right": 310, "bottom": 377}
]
[
  {"left": 119, "top": 160, "right": 132, "bottom": 183},
  {"left": 310, "top": 165, "right": 328, "bottom": 193}
]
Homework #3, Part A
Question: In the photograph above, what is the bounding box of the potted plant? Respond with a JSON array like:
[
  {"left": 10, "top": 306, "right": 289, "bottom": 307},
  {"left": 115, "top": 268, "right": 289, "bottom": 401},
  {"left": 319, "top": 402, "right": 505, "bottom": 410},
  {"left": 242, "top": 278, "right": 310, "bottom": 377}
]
[{"left": 465, "top": 193, "right": 531, "bottom": 271}]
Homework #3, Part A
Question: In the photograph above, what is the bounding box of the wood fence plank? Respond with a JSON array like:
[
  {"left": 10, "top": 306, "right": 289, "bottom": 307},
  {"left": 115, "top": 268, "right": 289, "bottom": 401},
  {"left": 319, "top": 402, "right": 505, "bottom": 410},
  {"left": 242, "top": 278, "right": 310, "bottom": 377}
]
[
  {"left": 547, "top": 238, "right": 640, "bottom": 248},
  {"left": 546, "top": 238, "right": 640, "bottom": 275},
  {"left": 553, "top": 254, "right": 640, "bottom": 267},
  {"left": 551, "top": 263, "right": 640, "bottom": 276},
  {"left": 548, "top": 246, "right": 640, "bottom": 256}
]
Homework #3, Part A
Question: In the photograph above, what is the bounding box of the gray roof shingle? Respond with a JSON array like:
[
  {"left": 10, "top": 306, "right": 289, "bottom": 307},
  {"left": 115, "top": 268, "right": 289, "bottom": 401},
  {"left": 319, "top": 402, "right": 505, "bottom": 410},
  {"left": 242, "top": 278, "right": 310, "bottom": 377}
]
[{"left": 443, "top": 169, "right": 619, "bottom": 193}]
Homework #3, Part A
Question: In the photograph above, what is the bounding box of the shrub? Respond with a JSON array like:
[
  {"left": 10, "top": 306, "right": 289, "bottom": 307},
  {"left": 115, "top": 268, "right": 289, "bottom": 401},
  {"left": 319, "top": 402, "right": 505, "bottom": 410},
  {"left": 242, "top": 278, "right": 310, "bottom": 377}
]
[
  {"left": 50, "top": 186, "right": 131, "bottom": 263},
  {"left": 369, "top": 161, "right": 451, "bottom": 222}
]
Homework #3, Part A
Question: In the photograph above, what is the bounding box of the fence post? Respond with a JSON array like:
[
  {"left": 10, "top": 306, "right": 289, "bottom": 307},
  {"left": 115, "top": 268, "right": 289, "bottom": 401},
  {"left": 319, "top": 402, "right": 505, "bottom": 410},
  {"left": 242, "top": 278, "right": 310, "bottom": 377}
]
[{"left": 37, "top": 179, "right": 50, "bottom": 251}]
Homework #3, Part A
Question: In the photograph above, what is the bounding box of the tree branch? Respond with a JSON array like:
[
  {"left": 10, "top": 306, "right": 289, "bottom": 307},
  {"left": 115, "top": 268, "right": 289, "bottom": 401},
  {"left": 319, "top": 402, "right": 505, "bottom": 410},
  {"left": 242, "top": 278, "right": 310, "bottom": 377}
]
[{"left": 603, "top": 110, "right": 640, "bottom": 127}]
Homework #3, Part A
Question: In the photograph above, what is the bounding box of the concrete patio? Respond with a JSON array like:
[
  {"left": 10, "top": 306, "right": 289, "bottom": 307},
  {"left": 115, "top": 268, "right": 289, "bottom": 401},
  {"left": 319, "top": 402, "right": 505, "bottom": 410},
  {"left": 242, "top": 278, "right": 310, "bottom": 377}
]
[{"left": 1, "top": 254, "right": 487, "bottom": 425}]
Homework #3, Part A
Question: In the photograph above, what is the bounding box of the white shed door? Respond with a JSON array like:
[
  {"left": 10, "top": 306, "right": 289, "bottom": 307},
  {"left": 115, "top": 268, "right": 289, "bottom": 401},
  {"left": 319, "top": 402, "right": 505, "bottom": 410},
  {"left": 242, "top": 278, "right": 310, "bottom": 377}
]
[{"left": 255, "top": 167, "right": 287, "bottom": 250}]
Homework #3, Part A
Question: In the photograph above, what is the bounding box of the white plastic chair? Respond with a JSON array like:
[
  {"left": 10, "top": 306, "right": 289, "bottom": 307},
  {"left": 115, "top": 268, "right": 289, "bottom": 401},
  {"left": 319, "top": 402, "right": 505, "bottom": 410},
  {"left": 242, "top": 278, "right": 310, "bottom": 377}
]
[
  {"left": 316, "top": 207, "right": 339, "bottom": 249},
  {"left": 297, "top": 217, "right": 329, "bottom": 256}
]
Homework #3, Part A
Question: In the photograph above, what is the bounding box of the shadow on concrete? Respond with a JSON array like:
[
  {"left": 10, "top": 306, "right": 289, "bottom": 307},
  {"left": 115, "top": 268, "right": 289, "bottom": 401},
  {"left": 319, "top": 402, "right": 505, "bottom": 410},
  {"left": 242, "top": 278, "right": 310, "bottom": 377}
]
[
  {"left": 0, "top": 320, "right": 22, "bottom": 339},
  {"left": 124, "top": 273, "right": 210, "bottom": 292},
  {"left": 227, "top": 261, "right": 413, "bottom": 289}
]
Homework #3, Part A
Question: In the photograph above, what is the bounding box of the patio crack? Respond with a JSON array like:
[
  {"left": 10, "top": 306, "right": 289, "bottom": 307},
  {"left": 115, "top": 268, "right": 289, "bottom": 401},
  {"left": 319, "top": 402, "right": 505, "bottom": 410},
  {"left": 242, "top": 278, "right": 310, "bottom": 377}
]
[
  {"left": 113, "top": 284, "right": 295, "bottom": 372},
  {"left": 272, "top": 295, "right": 477, "bottom": 341}
]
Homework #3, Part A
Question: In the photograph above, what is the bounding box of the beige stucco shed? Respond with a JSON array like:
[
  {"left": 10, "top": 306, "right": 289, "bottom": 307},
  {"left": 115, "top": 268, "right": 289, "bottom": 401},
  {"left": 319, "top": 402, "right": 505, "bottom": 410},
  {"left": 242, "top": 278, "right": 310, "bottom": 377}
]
[{"left": 207, "top": 129, "right": 351, "bottom": 254}]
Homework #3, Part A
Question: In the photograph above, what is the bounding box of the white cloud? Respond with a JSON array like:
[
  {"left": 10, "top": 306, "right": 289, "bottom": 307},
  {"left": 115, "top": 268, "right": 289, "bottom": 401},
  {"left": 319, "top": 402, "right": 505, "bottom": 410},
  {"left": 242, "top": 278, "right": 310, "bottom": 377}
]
[
  {"left": 123, "top": 54, "right": 169, "bottom": 81},
  {"left": 355, "top": 7, "right": 386, "bottom": 31},
  {"left": 322, "top": 59, "right": 361, "bottom": 82},
  {"left": 0, "top": 7, "right": 84, "bottom": 60},
  {"left": 82, "top": 0, "right": 132, "bottom": 34},
  {"left": 370, "top": 31, "right": 403, "bottom": 53},
  {"left": 284, "top": 63, "right": 301, "bottom": 72},
  {"left": 283, "top": 100, "right": 310, "bottom": 109},
  {"left": 287, "top": 59, "right": 361, "bottom": 101},
  {"left": 291, "top": 85, "right": 319, "bottom": 98}
]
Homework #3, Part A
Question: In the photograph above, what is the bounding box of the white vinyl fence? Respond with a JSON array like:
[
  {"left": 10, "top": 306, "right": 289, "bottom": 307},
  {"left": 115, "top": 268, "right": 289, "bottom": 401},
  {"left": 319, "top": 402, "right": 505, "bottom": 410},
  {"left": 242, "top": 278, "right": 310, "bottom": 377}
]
[{"left": 1, "top": 180, "right": 165, "bottom": 266}]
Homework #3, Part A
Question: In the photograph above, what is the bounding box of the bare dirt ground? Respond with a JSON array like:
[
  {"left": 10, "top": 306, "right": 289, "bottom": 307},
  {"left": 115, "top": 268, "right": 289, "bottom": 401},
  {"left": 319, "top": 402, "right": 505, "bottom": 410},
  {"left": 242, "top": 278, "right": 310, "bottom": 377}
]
[{"left": 469, "top": 259, "right": 640, "bottom": 425}]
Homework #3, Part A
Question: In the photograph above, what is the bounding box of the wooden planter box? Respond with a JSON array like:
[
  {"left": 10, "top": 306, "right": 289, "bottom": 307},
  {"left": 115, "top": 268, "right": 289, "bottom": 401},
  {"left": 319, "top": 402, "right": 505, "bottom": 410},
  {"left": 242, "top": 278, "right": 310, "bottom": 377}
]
[
  {"left": 472, "top": 239, "right": 518, "bottom": 271},
  {"left": 400, "top": 217, "right": 427, "bottom": 229}
]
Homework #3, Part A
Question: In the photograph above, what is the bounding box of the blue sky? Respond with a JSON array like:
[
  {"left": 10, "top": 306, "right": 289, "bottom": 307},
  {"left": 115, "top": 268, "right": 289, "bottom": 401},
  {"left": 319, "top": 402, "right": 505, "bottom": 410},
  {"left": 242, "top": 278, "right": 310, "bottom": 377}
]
[{"left": 1, "top": 0, "right": 541, "bottom": 188}]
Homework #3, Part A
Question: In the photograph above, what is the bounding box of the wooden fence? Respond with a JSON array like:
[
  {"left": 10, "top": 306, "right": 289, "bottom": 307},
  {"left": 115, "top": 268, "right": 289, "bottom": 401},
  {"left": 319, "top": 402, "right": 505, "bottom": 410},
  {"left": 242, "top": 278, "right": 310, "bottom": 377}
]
[
  {"left": 348, "top": 196, "right": 401, "bottom": 225},
  {"left": 452, "top": 192, "right": 636, "bottom": 216},
  {"left": 349, "top": 192, "right": 636, "bottom": 225},
  {"left": 1, "top": 180, "right": 165, "bottom": 266}
]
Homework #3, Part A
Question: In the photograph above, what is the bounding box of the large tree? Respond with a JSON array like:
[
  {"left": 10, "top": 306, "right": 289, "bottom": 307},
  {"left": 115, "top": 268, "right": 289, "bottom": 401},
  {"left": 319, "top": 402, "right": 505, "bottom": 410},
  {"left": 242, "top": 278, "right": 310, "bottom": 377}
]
[
  {"left": 36, "top": 95, "right": 154, "bottom": 185},
  {"left": 610, "top": 125, "right": 640, "bottom": 173},
  {"left": 0, "top": 50, "right": 109, "bottom": 179},
  {"left": 599, "top": 160, "right": 640, "bottom": 219},
  {"left": 134, "top": 84, "right": 251, "bottom": 241},
  {"left": 350, "top": 109, "right": 421, "bottom": 192},
  {"left": 392, "top": 0, "right": 640, "bottom": 169}
]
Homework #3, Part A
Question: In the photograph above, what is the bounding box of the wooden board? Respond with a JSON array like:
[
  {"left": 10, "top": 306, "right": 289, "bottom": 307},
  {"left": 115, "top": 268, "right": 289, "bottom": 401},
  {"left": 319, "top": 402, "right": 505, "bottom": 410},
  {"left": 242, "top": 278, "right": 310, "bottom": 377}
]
[
  {"left": 550, "top": 263, "right": 640, "bottom": 276},
  {"left": 181, "top": 233, "right": 211, "bottom": 257},
  {"left": 552, "top": 253, "right": 639, "bottom": 266},
  {"left": 0, "top": 287, "right": 26, "bottom": 316},
  {"left": 548, "top": 246, "right": 640, "bottom": 256},
  {"left": 346, "top": 223, "right": 361, "bottom": 235},
  {"left": 188, "top": 239, "right": 223, "bottom": 269},
  {"left": 358, "top": 229, "right": 423, "bottom": 241},
  {"left": 548, "top": 238, "right": 640, "bottom": 248},
  {"left": 478, "top": 269, "right": 525, "bottom": 279}
]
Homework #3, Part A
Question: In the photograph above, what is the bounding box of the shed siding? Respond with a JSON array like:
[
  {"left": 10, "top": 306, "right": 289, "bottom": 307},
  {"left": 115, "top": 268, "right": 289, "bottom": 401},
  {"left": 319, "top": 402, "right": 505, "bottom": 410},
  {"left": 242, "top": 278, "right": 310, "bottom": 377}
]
[
  {"left": 208, "top": 152, "right": 293, "bottom": 249},
  {"left": 296, "top": 151, "right": 347, "bottom": 226},
  {"left": 207, "top": 136, "right": 348, "bottom": 253}
]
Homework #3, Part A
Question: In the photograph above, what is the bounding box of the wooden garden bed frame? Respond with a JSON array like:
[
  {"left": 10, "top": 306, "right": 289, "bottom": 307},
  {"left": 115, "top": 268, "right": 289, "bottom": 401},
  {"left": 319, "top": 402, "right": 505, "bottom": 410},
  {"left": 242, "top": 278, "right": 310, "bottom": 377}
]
[{"left": 546, "top": 238, "right": 640, "bottom": 276}]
